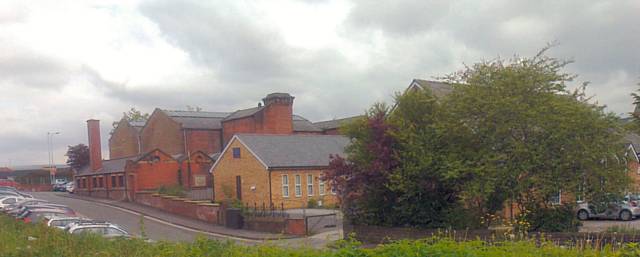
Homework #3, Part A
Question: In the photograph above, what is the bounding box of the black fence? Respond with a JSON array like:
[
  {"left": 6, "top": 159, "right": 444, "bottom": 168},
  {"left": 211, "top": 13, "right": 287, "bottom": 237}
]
[{"left": 244, "top": 202, "right": 289, "bottom": 218}]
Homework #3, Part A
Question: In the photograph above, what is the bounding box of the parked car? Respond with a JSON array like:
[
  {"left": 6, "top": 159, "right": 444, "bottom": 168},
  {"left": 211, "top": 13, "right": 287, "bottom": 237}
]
[
  {"left": 18, "top": 208, "right": 72, "bottom": 224},
  {"left": 66, "top": 182, "right": 75, "bottom": 194},
  {"left": 53, "top": 182, "right": 68, "bottom": 192},
  {"left": 0, "top": 196, "right": 24, "bottom": 209},
  {"left": 67, "top": 221, "right": 129, "bottom": 238},
  {"left": 576, "top": 200, "right": 640, "bottom": 221},
  {"left": 46, "top": 216, "right": 90, "bottom": 229}
]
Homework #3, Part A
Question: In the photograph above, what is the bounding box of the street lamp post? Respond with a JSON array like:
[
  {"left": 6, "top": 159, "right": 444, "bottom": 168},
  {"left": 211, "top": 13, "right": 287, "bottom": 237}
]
[{"left": 47, "top": 132, "right": 60, "bottom": 184}]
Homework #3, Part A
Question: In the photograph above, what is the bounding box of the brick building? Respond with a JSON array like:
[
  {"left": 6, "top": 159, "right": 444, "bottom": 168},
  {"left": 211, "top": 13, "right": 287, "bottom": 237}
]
[
  {"left": 211, "top": 134, "right": 348, "bottom": 209},
  {"left": 109, "top": 118, "right": 146, "bottom": 159}
]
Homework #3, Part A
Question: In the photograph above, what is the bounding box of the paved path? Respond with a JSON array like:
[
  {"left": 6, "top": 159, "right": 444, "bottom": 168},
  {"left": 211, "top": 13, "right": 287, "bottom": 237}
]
[{"left": 30, "top": 192, "right": 342, "bottom": 248}]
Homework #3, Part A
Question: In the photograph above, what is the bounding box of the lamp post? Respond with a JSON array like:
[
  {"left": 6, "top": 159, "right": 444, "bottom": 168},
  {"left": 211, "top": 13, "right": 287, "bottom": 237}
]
[{"left": 47, "top": 131, "right": 60, "bottom": 184}]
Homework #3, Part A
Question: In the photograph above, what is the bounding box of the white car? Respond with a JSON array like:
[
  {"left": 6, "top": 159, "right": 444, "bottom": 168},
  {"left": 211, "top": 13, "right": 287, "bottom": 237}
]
[
  {"left": 65, "top": 182, "right": 75, "bottom": 194},
  {"left": 46, "top": 216, "right": 90, "bottom": 229},
  {"left": 0, "top": 196, "right": 24, "bottom": 209},
  {"left": 67, "top": 221, "right": 129, "bottom": 238}
]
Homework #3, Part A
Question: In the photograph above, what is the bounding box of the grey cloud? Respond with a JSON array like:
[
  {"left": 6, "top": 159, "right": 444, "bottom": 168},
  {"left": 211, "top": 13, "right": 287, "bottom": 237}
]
[
  {"left": 140, "top": 0, "right": 291, "bottom": 84},
  {"left": 346, "top": 0, "right": 451, "bottom": 36},
  {"left": 0, "top": 50, "right": 72, "bottom": 89}
]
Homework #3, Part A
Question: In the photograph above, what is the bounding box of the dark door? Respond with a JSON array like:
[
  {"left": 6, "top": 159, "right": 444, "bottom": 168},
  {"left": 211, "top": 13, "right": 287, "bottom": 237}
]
[{"left": 235, "top": 176, "right": 242, "bottom": 200}]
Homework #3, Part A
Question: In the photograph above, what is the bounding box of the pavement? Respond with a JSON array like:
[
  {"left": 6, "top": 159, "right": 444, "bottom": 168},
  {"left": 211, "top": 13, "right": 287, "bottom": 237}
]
[
  {"left": 29, "top": 192, "right": 343, "bottom": 248},
  {"left": 580, "top": 218, "right": 640, "bottom": 233}
]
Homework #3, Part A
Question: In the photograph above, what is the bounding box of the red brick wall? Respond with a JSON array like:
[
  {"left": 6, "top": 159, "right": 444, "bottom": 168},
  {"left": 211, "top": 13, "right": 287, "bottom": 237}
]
[
  {"left": 141, "top": 110, "right": 184, "bottom": 155},
  {"left": 186, "top": 130, "right": 222, "bottom": 155},
  {"left": 135, "top": 192, "right": 220, "bottom": 223},
  {"left": 222, "top": 117, "right": 257, "bottom": 146},
  {"left": 109, "top": 120, "right": 140, "bottom": 159},
  {"left": 132, "top": 151, "right": 180, "bottom": 191},
  {"left": 261, "top": 102, "right": 292, "bottom": 134},
  {"left": 629, "top": 160, "right": 640, "bottom": 192},
  {"left": 180, "top": 152, "right": 213, "bottom": 189}
]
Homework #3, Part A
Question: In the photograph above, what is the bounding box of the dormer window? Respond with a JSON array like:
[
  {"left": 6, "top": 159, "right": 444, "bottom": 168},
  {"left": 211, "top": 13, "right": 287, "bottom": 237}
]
[{"left": 232, "top": 148, "right": 241, "bottom": 158}]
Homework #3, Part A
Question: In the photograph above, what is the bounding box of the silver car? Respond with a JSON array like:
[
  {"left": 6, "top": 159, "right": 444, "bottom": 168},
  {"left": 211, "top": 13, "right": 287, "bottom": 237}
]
[{"left": 576, "top": 200, "right": 640, "bottom": 221}]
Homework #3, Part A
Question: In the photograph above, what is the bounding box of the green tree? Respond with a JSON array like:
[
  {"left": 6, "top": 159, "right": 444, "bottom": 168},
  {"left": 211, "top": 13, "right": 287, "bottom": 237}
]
[
  {"left": 443, "top": 48, "right": 629, "bottom": 219},
  {"left": 65, "top": 144, "right": 89, "bottom": 172},
  {"left": 111, "top": 107, "right": 150, "bottom": 132}
]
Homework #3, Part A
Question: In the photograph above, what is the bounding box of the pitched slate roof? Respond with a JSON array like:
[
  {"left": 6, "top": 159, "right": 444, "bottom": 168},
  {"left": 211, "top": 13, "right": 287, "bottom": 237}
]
[
  {"left": 77, "top": 155, "right": 139, "bottom": 175},
  {"left": 222, "top": 106, "right": 264, "bottom": 121},
  {"left": 292, "top": 115, "right": 322, "bottom": 132},
  {"left": 314, "top": 116, "right": 363, "bottom": 131},
  {"left": 410, "top": 79, "right": 453, "bottom": 98},
  {"left": 234, "top": 134, "right": 349, "bottom": 169},
  {"left": 625, "top": 133, "right": 640, "bottom": 153},
  {"left": 162, "top": 110, "right": 231, "bottom": 130}
]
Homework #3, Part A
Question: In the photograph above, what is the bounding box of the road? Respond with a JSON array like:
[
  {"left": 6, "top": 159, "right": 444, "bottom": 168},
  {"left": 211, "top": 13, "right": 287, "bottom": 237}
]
[
  {"left": 31, "top": 192, "right": 240, "bottom": 242},
  {"left": 581, "top": 218, "right": 640, "bottom": 233},
  {"left": 28, "top": 192, "right": 342, "bottom": 248}
]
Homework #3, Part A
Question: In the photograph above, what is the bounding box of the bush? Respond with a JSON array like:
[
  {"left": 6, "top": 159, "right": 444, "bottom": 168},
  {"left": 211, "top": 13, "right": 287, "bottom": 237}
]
[
  {"left": 517, "top": 205, "right": 581, "bottom": 232},
  {"left": 308, "top": 198, "right": 318, "bottom": 208},
  {"left": 157, "top": 184, "right": 186, "bottom": 198}
]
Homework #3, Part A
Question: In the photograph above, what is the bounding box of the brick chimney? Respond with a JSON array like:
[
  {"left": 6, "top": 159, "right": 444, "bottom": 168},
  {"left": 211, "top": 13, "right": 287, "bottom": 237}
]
[
  {"left": 261, "top": 93, "right": 294, "bottom": 134},
  {"left": 87, "top": 119, "right": 103, "bottom": 172}
]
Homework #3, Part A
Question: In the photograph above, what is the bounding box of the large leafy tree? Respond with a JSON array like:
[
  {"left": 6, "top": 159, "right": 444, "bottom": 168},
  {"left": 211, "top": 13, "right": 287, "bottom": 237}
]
[
  {"left": 444, "top": 49, "right": 629, "bottom": 215},
  {"left": 329, "top": 48, "right": 630, "bottom": 229},
  {"left": 65, "top": 144, "right": 90, "bottom": 172}
]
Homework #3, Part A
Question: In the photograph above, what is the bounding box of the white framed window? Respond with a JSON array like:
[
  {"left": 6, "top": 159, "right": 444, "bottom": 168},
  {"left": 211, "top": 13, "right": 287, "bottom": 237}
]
[
  {"left": 550, "top": 190, "right": 562, "bottom": 205},
  {"left": 295, "top": 175, "right": 302, "bottom": 197},
  {"left": 319, "top": 175, "right": 325, "bottom": 196},
  {"left": 282, "top": 175, "right": 289, "bottom": 198},
  {"left": 307, "top": 174, "right": 313, "bottom": 196}
]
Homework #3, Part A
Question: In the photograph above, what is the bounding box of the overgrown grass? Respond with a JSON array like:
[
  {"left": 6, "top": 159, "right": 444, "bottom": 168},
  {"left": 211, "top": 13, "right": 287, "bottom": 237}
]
[
  {"left": 2, "top": 215, "right": 640, "bottom": 256},
  {"left": 606, "top": 225, "right": 640, "bottom": 235},
  {"left": 156, "top": 184, "right": 186, "bottom": 198}
]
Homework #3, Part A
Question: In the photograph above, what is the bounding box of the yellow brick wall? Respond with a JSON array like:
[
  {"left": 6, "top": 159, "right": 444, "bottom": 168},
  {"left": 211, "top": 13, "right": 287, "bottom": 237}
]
[
  {"left": 212, "top": 139, "right": 270, "bottom": 205},
  {"left": 270, "top": 169, "right": 338, "bottom": 209},
  {"left": 212, "top": 137, "right": 339, "bottom": 209}
]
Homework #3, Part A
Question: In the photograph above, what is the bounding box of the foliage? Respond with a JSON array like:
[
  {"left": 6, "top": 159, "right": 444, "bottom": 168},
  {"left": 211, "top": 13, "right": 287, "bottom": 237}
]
[
  {"left": 111, "top": 107, "right": 150, "bottom": 133},
  {"left": 2, "top": 215, "right": 640, "bottom": 257},
  {"left": 444, "top": 47, "right": 629, "bottom": 217},
  {"left": 157, "top": 184, "right": 186, "bottom": 198},
  {"left": 65, "top": 144, "right": 90, "bottom": 172},
  {"left": 515, "top": 205, "right": 580, "bottom": 232},
  {"left": 308, "top": 198, "right": 319, "bottom": 208},
  {"left": 328, "top": 47, "right": 629, "bottom": 231}
]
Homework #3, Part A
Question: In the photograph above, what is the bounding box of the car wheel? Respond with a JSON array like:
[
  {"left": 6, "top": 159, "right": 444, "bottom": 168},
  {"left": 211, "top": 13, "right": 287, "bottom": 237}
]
[
  {"left": 577, "top": 210, "right": 589, "bottom": 220},
  {"left": 620, "top": 210, "right": 632, "bottom": 221}
]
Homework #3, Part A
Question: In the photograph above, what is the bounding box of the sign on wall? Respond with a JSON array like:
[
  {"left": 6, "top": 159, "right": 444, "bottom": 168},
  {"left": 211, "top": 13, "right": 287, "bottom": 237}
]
[{"left": 193, "top": 175, "right": 206, "bottom": 187}]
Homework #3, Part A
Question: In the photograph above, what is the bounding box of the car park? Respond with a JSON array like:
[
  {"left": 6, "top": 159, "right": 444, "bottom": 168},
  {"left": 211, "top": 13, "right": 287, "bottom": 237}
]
[{"left": 576, "top": 200, "right": 640, "bottom": 221}]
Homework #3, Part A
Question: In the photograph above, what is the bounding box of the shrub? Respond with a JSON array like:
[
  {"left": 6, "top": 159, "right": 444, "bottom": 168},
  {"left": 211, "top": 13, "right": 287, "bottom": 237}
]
[
  {"left": 308, "top": 198, "right": 318, "bottom": 208},
  {"left": 516, "top": 205, "right": 581, "bottom": 232},
  {"left": 157, "top": 184, "right": 186, "bottom": 198}
]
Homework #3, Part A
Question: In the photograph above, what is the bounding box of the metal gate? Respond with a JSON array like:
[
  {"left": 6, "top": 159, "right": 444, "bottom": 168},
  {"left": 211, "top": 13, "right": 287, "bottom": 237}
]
[{"left": 305, "top": 212, "right": 338, "bottom": 235}]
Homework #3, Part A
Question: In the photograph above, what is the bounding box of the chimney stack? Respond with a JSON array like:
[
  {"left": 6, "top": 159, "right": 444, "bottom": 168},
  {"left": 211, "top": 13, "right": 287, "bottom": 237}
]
[
  {"left": 261, "top": 93, "right": 294, "bottom": 134},
  {"left": 87, "top": 119, "right": 103, "bottom": 172}
]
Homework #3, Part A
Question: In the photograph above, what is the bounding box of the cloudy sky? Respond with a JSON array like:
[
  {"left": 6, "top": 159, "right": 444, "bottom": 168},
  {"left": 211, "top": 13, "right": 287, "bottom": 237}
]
[{"left": 0, "top": 0, "right": 638, "bottom": 166}]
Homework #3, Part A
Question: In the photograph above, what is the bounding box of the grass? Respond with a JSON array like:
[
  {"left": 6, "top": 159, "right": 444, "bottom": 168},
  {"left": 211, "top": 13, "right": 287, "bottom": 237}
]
[
  {"left": 2, "top": 215, "right": 640, "bottom": 256},
  {"left": 606, "top": 225, "right": 640, "bottom": 235},
  {"left": 156, "top": 185, "right": 186, "bottom": 198}
]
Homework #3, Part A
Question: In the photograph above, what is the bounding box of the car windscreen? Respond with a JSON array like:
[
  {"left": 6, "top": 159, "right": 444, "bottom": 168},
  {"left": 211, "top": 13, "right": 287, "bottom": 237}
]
[{"left": 51, "top": 219, "right": 81, "bottom": 227}]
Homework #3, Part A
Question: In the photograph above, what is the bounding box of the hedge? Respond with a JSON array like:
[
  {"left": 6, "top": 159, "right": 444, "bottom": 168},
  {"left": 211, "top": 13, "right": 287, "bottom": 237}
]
[{"left": 1, "top": 215, "right": 639, "bottom": 257}]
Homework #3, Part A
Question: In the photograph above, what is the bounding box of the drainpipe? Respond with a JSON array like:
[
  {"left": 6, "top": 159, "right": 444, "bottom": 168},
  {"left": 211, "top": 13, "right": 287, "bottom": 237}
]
[
  {"left": 268, "top": 169, "right": 273, "bottom": 206},
  {"left": 183, "top": 130, "right": 192, "bottom": 190}
]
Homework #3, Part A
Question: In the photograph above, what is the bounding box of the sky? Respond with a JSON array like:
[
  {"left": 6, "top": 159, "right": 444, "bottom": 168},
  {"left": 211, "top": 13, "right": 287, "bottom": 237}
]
[{"left": 0, "top": 0, "right": 638, "bottom": 166}]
